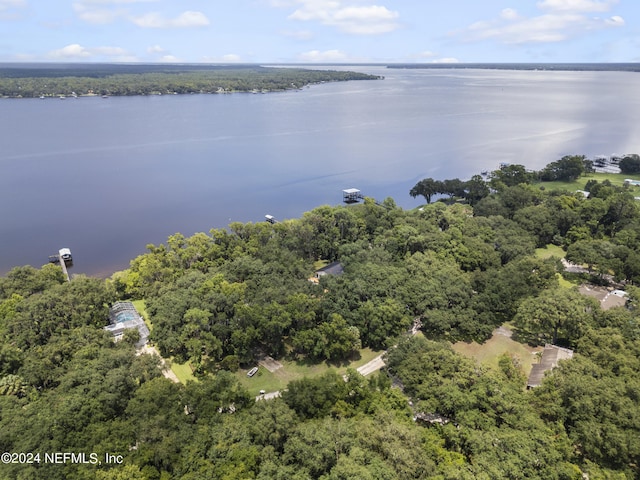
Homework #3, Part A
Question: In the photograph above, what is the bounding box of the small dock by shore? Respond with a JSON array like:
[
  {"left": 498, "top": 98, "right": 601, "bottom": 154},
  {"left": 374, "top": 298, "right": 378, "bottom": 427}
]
[{"left": 48, "top": 248, "right": 72, "bottom": 282}]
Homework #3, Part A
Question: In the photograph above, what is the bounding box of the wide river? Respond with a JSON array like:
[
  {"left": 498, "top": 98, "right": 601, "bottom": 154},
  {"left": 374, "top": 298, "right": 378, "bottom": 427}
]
[{"left": 1, "top": 66, "right": 639, "bottom": 276}]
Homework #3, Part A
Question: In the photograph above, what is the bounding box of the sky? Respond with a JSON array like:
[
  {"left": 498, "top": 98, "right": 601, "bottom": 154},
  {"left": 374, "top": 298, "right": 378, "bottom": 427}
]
[{"left": 0, "top": 0, "right": 638, "bottom": 64}]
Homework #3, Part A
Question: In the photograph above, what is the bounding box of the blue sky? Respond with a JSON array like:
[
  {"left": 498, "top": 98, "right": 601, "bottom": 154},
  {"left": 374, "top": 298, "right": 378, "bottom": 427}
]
[{"left": 0, "top": 0, "right": 637, "bottom": 63}]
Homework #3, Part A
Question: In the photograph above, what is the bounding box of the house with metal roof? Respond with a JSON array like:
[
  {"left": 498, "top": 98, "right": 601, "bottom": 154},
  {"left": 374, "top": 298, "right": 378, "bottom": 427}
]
[
  {"left": 315, "top": 261, "right": 344, "bottom": 278},
  {"left": 527, "top": 344, "right": 573, "bottom": 389}
]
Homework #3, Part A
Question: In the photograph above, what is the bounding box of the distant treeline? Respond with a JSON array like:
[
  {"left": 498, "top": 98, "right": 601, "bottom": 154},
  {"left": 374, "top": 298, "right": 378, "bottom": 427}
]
[
  {"left": 0, "top": 64, "right": 381, "bottom": 98},
  {"left": 388, "top": 63, "right": 640, "bottom": 72}
]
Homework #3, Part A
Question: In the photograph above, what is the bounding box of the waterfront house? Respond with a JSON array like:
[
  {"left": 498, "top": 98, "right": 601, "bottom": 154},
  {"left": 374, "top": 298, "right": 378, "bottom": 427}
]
[{"left": 105, "top": 302, "right": 150, "bottom": 347}]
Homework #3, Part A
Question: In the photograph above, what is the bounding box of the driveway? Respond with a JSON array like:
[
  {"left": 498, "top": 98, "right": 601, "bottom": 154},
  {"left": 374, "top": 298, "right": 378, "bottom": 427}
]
[{"left": 356, "top": 354, "right": 386, "bottom": 376}]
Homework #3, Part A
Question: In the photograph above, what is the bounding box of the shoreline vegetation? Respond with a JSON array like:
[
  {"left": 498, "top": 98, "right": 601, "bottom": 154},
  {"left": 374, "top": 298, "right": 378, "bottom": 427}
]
[
  {"left": 3, "top": 154, "right": 640, "bottom": 477},
  {"left": 410, "top": 154, "right": 640, "bottom": 205},
  {"left": 0, "top": 64, "right": 381, "bottom": 98}
]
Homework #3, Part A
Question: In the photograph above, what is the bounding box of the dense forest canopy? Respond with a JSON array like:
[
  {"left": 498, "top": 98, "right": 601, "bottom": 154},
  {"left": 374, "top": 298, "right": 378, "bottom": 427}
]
[
  {"left": 2, "top": 157, "right": 640, "bottom": 478},
  {"left": 0, "top": 64, "right": 381, "bottom": 98}
]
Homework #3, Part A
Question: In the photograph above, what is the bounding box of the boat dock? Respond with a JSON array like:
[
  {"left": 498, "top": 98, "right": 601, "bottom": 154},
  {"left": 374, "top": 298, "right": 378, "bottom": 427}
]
[
  {"left": 48, "top": 248, "right": 72, "bottom": 282},
  {"left": 59, "top": 255, "right": 70, "bottom": 282}
]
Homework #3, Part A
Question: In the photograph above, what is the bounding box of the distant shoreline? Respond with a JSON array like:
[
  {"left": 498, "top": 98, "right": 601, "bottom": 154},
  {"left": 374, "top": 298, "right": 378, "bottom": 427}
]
[
  {"left": 386, "top": 62, "right": 640, "bottom": 72},
  {"left": 0, "top": 64, "right": 381, "bottom": 99}
]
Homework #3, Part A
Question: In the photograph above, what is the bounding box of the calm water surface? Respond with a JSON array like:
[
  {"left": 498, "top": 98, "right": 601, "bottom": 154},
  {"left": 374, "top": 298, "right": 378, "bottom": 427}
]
[{"left": 1, "top": 67, "right": 639, "bottom": 276}]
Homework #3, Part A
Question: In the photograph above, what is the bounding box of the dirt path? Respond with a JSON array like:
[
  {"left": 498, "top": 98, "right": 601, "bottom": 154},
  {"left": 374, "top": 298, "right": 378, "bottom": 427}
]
[{"left": 136, "top": 344, "right": 181, "bottom": 383}]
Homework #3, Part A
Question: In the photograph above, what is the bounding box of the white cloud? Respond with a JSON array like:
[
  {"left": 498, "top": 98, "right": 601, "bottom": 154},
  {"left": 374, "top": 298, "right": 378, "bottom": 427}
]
[
  {"left": 605, "top": 15, "right": 624, "bottom": 26},
  {"left": 73, "top": 0, "right": 160, "bottom": 24},
  {"left": 49, "top": 44, "right": 92, "bottom": 59},
  {"left": 276, "top": 1, "right": 399, "bottom": 35},
  {"left": 74, "top": 0, "right": 212, "bottom": 28},
  {"left": 0, "top": 0, "right": 26, "bottom": 11},
  {"left": 0, "top": 0, "right": 26, "bottom": 19},
  {"left": 147, "top": 44, "right": 165, "bottom": 54},
  {"left": 432, "top": 57, "right": 459, "bottom": 64},
  {"left": 500, "top": 8, "right": 521, "bottom": 21},
  {"left": 298, "top": 49, "right": 348, "bottom": 62},
  {"left": 160, "top": 55, "right": 180, "bottom": 62},
  {"left": 147, "top": 45, "right": 180, "bottom": 62},
  {"left": 131, "top": 10, "right": 210, "bottom": 28},
  {"left": 457, "top": 2, "right": 624, "bottom": 45},
  {"left": 332, "top": 5, "right": 397, "bottom": 22},
  {"left": 73, "top": 3, "right": 122, "bottom": 24},
  {"left": 92, "top": 46, "right": 129, "bottom": 56},
  {"left": 537, "top": 0, "right": 618, "bottom": 13},
  {"left": 48, "top": 43, "right": 136, "bottom": 61}
]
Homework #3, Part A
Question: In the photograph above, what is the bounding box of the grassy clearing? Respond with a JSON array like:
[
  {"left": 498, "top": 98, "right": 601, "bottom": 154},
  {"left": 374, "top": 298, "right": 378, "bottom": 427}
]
[
  {"left": 537, "top": 172, "right": 640, "bottom": 193},
  {"left": 452, "top": 329, "right": 543, "bottom": 377},
  {"left": 236, "top": 347, "right": 384, "bottom": 396},
  {"left": 170, "top": 360, "right": 197, "bottom": 384},
  {"left": 131, "top": 299, "right": 152, "bottom": 331},
  {"left": 534, "top": 245, "right": 577, "bottom": 288},
  {"left": 557, "top": 273, "right": 575, "bottom": 289},
  {"left": 535, "top": 244, "right": 565, "bottom": 260},
  {"left": 313, "top": 259, "right": 329, "bottom": 270}
]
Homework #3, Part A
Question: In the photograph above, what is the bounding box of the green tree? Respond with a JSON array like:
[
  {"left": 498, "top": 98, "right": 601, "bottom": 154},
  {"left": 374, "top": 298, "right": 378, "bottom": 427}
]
[
  {"left": 490, "top": 164, "right": 534, "bottom": 189},
  {"left": 401, "top": 252, "right": 486, "bottom": 341},
  {"left": 619, "top": 154, "right": 640, "bottom": 174},
  {"left": 410, "top": 177, "right": 441, "bottom": 204},
  {"left": 441, "top": 178, "right": 465, "bottom": 199},
  {"left": 282, "top": 371, "right": 348, "bottom": 419},
  {"left": 352, "top": 298, "right": 411, "bottom": 349},
  {"left": 248, "top": 399, "right": 298, "bottom": 453},
  {"left": 513, "top": 204, "right": 559, "bottom": 247},
  {"left": 0, "top": 264, "right": 65, "bottom": 299},
  {"left": 463, "top": 175, "right": 490, "bottom": 205},
  {"left": 566, "top": 239, "right": 617, "bottom": 276},
  {"left": 292, "top": 314, "right": 361, "bottom": 361},
  {"left": 602, "top": 192, "right": 639, "bottom": 236},
  {"left": 540, "top": 155, "right": 586, "bottom": 181},
  {"left": 514, "top": 288, "right": 597, "bottom": 345}
]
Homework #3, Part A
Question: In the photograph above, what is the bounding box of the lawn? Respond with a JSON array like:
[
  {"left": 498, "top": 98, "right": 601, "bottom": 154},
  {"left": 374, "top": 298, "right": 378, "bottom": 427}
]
[
  {"left": 452, "top": 328, "right": 543, "bottom": 378},
  {"left": 537, "top": 172, "right": 640, "bottom": 193},
  {"left": 557, "top": 273, "right": 575, "bottom": 289},
  {"left": 170, "top": 360, "right": 197, "bottom": 384},
  {"left": 534, "top": 245, "right": 577, "bottom": 288},
  {"left": 236, "top": 347, "right": 384, "bottom": 396},
  {"left": 131, "top": 299, "right": 152, "bottom": 331},
  {"left": 535, "top": 244, "right": 565, "bottom": 260}
]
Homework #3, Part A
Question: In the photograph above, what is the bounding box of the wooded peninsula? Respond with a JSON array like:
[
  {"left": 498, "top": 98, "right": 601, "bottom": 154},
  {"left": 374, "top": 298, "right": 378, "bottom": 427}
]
[
  {"left": 0, "top": 64, "right": 381, "bottom": 98},
  {"left": 2, "top": 156, "right": 640, "bottom": 479}
]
